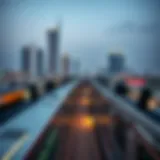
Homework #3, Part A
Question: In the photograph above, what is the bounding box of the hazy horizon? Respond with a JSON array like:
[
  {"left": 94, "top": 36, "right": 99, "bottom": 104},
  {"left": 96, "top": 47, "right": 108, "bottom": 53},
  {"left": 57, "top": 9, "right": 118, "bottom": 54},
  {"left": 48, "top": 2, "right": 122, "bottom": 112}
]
[{"left": 0, "top": 0, "right": 160, "bottom": 74}]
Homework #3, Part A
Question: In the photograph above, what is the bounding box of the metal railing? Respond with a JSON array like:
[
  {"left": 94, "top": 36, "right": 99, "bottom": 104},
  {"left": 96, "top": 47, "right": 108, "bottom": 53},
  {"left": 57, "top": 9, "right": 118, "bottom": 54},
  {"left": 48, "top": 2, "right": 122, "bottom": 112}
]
[{"left": 92, "top": 81, "right": 160, "bottom": 139}]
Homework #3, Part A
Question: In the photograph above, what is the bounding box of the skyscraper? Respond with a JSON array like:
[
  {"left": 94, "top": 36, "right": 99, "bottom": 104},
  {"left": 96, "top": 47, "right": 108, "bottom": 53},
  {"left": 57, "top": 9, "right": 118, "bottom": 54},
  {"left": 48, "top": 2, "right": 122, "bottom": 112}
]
[
  {"left": 21, "top": 46, "right": 32, "bottom": 75},
  {"left": 36, "top": 49, "right": 43, "bottom": 77},
  {"left": 21, "top": 45, "right": 37, "bottom": 76},
  {"left": 108, "top": 53, "right": 125, "bottom": 75},
  {"left": 61, "top": 53, "right": 70, "bottom": 76},
  {"left": 47, "top": 26, "right": 60, "bottom": 76}
]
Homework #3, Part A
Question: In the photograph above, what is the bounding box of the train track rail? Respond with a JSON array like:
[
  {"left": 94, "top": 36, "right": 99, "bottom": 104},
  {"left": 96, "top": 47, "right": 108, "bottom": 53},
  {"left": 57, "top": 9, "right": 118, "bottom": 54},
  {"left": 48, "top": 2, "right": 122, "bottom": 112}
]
[{"left": 24, "top": 81, "right": 111, "bottom": 160}]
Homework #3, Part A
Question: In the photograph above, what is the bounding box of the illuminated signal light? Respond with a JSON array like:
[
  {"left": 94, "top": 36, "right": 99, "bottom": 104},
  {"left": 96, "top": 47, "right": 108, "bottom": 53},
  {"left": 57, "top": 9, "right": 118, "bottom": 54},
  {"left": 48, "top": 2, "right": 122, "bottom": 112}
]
[
  {"left": 125, "top": 78, "right": 146, "bottom": 87},
  {"left": 77, "top": 116, "right": 95, "bottom": 131}
]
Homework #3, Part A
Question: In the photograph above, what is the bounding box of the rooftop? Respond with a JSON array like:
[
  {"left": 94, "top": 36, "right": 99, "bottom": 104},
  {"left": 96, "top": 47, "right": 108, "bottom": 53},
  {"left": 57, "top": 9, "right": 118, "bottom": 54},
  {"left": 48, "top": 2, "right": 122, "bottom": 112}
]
[
  {"left": 47, "top": 25, "right": 60, "bottom": 33},
  {"left": 108, "top": 52, "right": 124, "bottom": 56}
]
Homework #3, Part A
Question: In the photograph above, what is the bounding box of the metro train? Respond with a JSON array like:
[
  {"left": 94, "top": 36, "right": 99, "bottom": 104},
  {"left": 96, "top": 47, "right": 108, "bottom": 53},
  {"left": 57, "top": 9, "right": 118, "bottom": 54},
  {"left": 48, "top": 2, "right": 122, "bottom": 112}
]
[
  {"left": 0, "top": 76, "right": 76, "bottom": 109},
  {"left": 0, "top": 80, "right": 59, "bottom": 109},
  {"left": 0, "top": 85, "right": 38, "bottom": 109}
]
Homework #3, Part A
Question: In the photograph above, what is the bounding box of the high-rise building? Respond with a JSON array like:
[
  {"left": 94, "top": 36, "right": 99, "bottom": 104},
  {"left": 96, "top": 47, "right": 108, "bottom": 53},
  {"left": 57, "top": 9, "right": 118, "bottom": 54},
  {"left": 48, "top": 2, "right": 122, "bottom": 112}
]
[
  {"left": 47, "top": 26, "right": 60, "bottom": 76},
  {"left": 21, "top": 46, "right": 32, "bottom": 75},
  {"left": 36, "top": 49, "right": 43, "bottom": 76},
  {"left": 21, "top": 45, "right": 37, "bottom": 76},
  {"left": 108, "top": 53, "right": 125, "bottom": 75},
  {"left": 61, "top": 54, "right": 70, "bottom": 76}
]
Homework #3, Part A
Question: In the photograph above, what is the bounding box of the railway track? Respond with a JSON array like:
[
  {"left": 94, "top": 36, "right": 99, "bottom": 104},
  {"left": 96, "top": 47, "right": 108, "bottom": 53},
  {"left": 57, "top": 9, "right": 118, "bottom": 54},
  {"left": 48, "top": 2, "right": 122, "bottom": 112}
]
[{"left": 24, "top": 81, "right": 111, "bottom": 160}]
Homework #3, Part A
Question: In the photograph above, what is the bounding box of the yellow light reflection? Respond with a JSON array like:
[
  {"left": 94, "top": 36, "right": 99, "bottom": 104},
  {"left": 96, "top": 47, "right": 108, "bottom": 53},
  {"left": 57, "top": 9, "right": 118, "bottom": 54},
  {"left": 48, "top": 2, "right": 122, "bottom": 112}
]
[
  {"left": 75, "top": 115, "right": 95, "bottom": 131},
  {"left": 52, "top": 115, "right": 111, "bottom": 128}
]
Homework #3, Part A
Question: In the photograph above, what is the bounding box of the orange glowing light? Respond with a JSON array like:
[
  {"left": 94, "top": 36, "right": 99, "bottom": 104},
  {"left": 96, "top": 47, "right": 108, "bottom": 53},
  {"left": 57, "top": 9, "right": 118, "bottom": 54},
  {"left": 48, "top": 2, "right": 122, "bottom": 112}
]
[
  {"left": 78, "top": 116, "right": 95, "bottom": 130},
  {"left": 51, "top": 115, "right": 111, "bottom": 127},
  {"left": 0, "top": 90, "right": 25, "bottom": 106}
]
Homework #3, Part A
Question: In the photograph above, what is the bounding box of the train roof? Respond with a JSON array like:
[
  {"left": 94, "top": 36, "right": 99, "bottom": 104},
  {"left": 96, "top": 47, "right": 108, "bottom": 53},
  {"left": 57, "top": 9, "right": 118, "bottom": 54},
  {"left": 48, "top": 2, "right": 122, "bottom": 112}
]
[{"left": 0, "top": 84, "right": 27, "bottom": 95}]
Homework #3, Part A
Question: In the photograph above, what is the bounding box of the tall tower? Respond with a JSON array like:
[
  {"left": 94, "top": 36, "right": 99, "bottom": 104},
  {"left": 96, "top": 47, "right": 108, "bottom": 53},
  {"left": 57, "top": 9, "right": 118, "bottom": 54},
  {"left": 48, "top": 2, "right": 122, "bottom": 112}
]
[
  {"left": 21, "top": 46, "right": 32, "bottom": 75},
  {"left": 47, "top": 25, "right": 60, "bottom": 76},
  {"left": 21, "top": 45, "right": 37, "bottom": 77},
  {"left": 36, "top": 49, "right": 43, "bottom": 77}
]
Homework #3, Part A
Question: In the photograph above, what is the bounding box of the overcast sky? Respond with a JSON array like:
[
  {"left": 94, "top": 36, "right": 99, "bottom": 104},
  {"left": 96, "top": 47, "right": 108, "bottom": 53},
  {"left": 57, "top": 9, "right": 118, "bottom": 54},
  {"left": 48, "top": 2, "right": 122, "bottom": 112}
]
[{"left": 0, "top": 0, "right": 160, "bottom": 74}]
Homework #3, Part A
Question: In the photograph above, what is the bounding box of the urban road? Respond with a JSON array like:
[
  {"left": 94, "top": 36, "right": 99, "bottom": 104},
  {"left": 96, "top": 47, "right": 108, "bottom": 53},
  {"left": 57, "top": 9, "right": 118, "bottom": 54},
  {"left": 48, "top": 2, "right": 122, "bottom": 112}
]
[{"left": 24, "top": 81, "right": 111, "bottom": 160}]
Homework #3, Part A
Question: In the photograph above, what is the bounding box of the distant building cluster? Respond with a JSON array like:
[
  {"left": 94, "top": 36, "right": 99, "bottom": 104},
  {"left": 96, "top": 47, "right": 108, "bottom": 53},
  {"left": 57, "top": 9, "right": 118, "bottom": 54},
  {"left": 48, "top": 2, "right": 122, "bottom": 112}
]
[
  {"left": 108, "top": 53, "right": 125, "bottom": 75},
  {"left": 21, "top": 26, "right": 60, "bottom": 78},
  {"left": 20, "top": 25, "right": 80, "bottom": 79},
  {"left": 0, "top": 23, "right": 81, "bottom": 80},
  {"left": 97, "top": 52, "right": 126, "bottom": 77},
  {"left": 21, "top": 45, "right": 42, "bottom": 77}
]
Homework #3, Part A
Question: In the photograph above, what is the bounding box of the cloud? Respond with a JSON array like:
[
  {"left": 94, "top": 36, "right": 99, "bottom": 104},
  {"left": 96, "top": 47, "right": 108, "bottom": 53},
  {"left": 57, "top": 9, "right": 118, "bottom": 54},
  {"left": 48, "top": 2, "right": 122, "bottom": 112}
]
[
  {"left": 105, "top": 20, "right": 160, "bottom": 73},
  {"left": 110, "top": 21, "right": 137, "bottom": 33},
  {"left": 109, "top": 21, "right": 160, "bottom": 34}
]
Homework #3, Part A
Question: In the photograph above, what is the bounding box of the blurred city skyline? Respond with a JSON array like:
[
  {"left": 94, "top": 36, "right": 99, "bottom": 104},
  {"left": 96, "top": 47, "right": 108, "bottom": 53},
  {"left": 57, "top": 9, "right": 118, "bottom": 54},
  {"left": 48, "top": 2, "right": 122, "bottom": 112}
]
[{"left": 0, "top": 0, "right": 160, "bottom": 74}]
